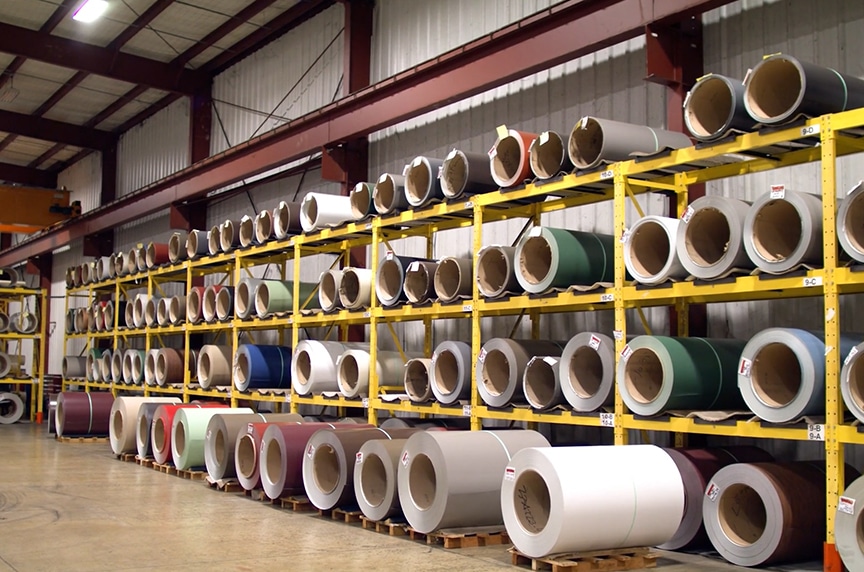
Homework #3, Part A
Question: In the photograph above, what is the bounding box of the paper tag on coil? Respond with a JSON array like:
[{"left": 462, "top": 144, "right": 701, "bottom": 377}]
[
  {"left": 580, "top": 116, "right": 589, "bottom": 129},
  {"left": 738, "top": 357, "right": 752, "bottom": 378},
  {"left": 528, "top": 226, "right": 543, "bottom": 237},
  {"left": 306, "top": 444, "right": 315, "bottom": 458},
  {"left": 620, "top": 344, "right": 633, "bottom": 361},
  {"left": 769, "top": 184, "right": 785, "bottom": 199},
  {"left": 446, "top": 148, "right": 458, "bottom": 161},
  {"left": 542, "top": 356, "right": 557, "bottom": 366},
  {"left": 478, "top": 348, "right": 487, "bottom": 363},
  {"left": 385, "top": 251, "right": 394, "bottom": 261},
  {"left": 378, "top": 174, "right": 388, "bottom": 184},
  {"left": 620, "top": 229, "right": 631, "bottom": 244},
  {"left": 402, "top": 164, "right": 410, "bottom": 176},
  {"left": 504, "top": 466, "right": 516, "bottom": 481},
  {"left": 845, "top": 346, "right": 859, "bottom": 366},
  {"left": 589, "top": 335, "right": 602, "bottom": 350},
  {"left": 706, "top": 482, "right": 720, "bottom": 502},
  {"left": 356, "top": 452, "right": 364, "bottom": 465},
  {"left": 437, "top": 165, "right": 444, "bottom": 179},
  {"left": 488, "top": 145, "right": 497, "bottom": 158},
  {"left": 408, "top": 261, "right": 421, "bottom": 272},
  {"left": 496, "top": 125, "right": 509, "bottom": 139},
  {"left": 839, "top": 496, "right": 856, "bottom": 515},
  {"left": 613, "top": 330, "right": 623, "bottom": 341},
  {"left": 247, "top": 423, "right": 255, "bottom": 433},
  {"left": 539, "top": 131, "right": 549, "bottom": 145},
  {"left": 401, "top": 450, "right": 410, "bottom": 467},
  {"left": 412, "top": 157, "right": 422, "bottom": 168},
  {"left": 681, "top": 206, "right": 695, "bottom": 224}
]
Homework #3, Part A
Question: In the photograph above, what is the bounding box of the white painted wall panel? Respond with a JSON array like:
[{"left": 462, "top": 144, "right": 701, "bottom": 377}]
[
  {"left": 57, "top": 152, "right": 102, "bottom": 213},
  {"left": 117, "top": 98, "right": 190, "bottom": 197}
]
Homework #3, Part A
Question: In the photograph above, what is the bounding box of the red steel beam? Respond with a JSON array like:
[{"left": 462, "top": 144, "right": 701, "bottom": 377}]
[
  {"left": 190, "top": 91, "right": 213, "bottom": 164},
  {"left": 0, "top": 21, "right": 209, "bottom": 95},
  {"left": 0, "top": 162, "right": 57, "bottom": 188},
  {"left": 0, "top": 108, "right": 112, "bottom": 150},
  {"left": 0, "top": 0, "right": 736, "bottom": 266}
]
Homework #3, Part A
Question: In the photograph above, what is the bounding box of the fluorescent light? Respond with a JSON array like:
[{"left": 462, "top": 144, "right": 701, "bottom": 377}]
[{"left": 72, "top": 0, "right": 109, "bottom": 23}]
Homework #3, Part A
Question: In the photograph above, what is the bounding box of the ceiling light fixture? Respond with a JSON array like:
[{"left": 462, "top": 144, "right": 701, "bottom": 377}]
[{"left": 72, "top": 0, "right": 109, "bottom": 23}]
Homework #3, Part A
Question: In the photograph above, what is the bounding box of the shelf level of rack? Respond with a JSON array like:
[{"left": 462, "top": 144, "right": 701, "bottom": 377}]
[
  {"left": 474, "top": 405, "right": 607, "bottom": 426},
  {"left": 478, "top": 290, "right": 614, "bottom": 316},
  {"left": 372, "top": 398, "right": 466, "bottom": 417},
  {"left": 0, "top": 377, "right": 37, "bottom": 385},
  {"left": 619, "top": 414, "right": 814, "bottom": 441},
  {"left": 0, "top": 332, "right": 40, "bottom": 340},
  {"left": 292, "top": 394, "right": 365, "bottom": 408}
]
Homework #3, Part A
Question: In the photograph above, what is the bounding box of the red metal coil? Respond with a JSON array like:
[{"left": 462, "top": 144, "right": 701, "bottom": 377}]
[
  {"left": 146, "top": 242, "right": 170, "bottom": 268},
  {"left": 56, "top": 391, "right": 114, "bottom": 436},
  {"left": 235, "top": 421, "right": 303, "bottom": 490}
]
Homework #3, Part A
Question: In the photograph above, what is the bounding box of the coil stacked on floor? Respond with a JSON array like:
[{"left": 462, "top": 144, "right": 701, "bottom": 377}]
[{"left": 55, "top": 392, "right": 114, "bottom": 437}]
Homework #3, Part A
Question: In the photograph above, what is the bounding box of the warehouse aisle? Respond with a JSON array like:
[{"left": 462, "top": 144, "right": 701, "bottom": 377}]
[{"left": 0, "top": 424, "right": 780, "bottom": 572}]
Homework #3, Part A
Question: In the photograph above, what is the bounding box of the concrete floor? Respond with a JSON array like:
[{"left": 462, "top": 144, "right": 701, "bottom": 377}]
[{"left": 0, "top": 424, "right": 819, "bottom": 572}]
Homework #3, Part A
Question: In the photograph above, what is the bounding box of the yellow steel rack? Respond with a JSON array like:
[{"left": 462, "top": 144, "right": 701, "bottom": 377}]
[
  {"left": 62, "top": 108, "right": 864, "bottom": 556},
  {"left": 0, "top": 285, "right": 46, "bottom": 421}
]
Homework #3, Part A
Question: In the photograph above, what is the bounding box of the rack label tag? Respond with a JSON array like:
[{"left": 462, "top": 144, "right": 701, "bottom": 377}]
[
  {"left": 600, "top": 293, "right": 614, "bottom": 303},
  {"left": 706, "top": 482, "right": 720, "bottom": 502},
  {"left": 839, "top": 496, "right": 856, "bottom": 515},
  {"left": 600, "top": 169, "right": 614, "bottom": 180},
  {"left": 769, "top": 184, "right": 785, "bottom": 199},
  {"left": 504, "top": 466, "right": 516, "bottom": 481},
  {"left": 362, "top": 397, "right": 370, "bottom": 409},
  {"left": 401, "top": 451, "right": 410, "bottom": 467},
  {"left": 738, "top": 357, "right": 752, "bottom": 377},
  {"left": 355, "top": 452, "right": 364, "bottom": 465},
  {"left": 803, "top": 276, "right": 822, "bottom": 287},
  {"left": 681, "top": 206, "right": 695, "bottom": 224},
  {"left": 284, "top": 393, "right": 291, "bottom": 403},
  {"left": 462, "top": 303, "right": 473, "bottom": 312},
  {"left": 801, "top": 124, "right": 820, "bottom": 137},
  {"left": 807, "top": 424, "right": 825, "bottom": 441},
  {"left": 589, "top": 335, "right": 602, "bottom": 350},
  {"left": 462, "top": 404, "right": 472, "bottom": 417},
  {"left": 599, "top": 412, "right": 615, "bottom": 427}
]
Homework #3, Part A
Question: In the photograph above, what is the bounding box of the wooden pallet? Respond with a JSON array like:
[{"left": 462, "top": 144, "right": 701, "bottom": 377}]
[
  {"left": 151, "top": 461, "right": 178, "bottom": 476},
  {"left": 205, "top": 477, "right": 243, "bottom": 493},
  {"left": 135, "top": 456, "right": 154, "bottom": 467},
  {"left": 55, "top": 435, "right": 109, "bottom": 443},
  {"left": 116, "top": 452, "right": 137, "bottom": 462},
  {"left": 360, "top": 516, "right": 409, "bottom": 536},
  {"left": 408, "top": 526, "right": 510, "bottom": 549},
  {"left": 243, "top": 488, "right": 269, "bottom": 502},
  {"left": 331, "top": 507, "right": 363, "bottom": 524},
  {"left": 278, "top": 495, "right": 316, "bottom": 512},
  {"left": 510, "top": 547, "right": 657, "bottom": 572},
  {"left": 150, "top": 462, "right": 207, "bottom": 480}
]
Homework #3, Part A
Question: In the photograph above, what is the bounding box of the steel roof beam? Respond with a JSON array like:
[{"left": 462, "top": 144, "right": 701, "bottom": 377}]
[
  {"left": 0, "top": 162, "right": 57, "bottom": 188},
  {"left": 0, "top": 108, "right": 113, "bottom": 150},
  {"left": 0, "top": 21, "right": 209, "bottom": 95}
]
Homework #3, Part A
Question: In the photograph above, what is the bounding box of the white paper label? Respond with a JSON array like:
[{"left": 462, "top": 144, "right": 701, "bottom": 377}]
[
  {"left": 462, "top": 304, "right": 473, "bottom": 312},
  {"left": 437, "top": 165, "right": 443, "bottom": 179},
  {"left": 807, "top": 423, "right": 825, "bottom": 441},
  {"left": 706, "top": 482, "right": 720, "bottom": 502},
  {"left": 769, "top": 184, "right": 785, "bottom": 199},
  {"left": 408, "top": 261, "right": 421, "bottom": 272},
  {"left": 378, "top": 173, "right": 388, "bottom": 183},
  {"left": 355, "top": 452, "right": 364, "bottom": 465},
  {"left": 464, "top": 201, "right": 474, "bottom": 209},
  {"left": 600, "top": 169, "right": 614, "bottom": 180},
  {"left": 401, "top": 450, "right": 410, "bottom": 467},
  {"left": 385, "top": 251, "right": 394, "bottom": 261},
  {"left": 462, "top": 404, "right": 472, "bottom": 417},
  {"left": 801, "top": 124, "right": 820, "bottom": 137},
  {"left": 739, "top": 357, "right": 752, "bottom": 378},
  {"left": 306, "top": 444, "right": 315, "bottom": 458},
  {"left": 504, "top": 466, "right": 516, "bottom": 481},
  {"left": 362, "top": 397, "right": 370, "bottom": 409},
  {"left": 487, "top": 145, "right": 496, "bottom": 158},
  {"left": 620, "top": 345, "right": 633, "bottom": 360},
  {"left": 542, "top": 356, "right": 557, "bottom": 366},
  {"left": 845, "top": 346, "right": 859, "bottom": 366},
  {"left": 580, "top": 116, "right": 589, "bottom": 129},
  {"left": 539, "top": 131, "right": 549, "bottom": 145},
  {"left": 478, "top": 348, "right": 487, "bottom": 363},
  {"left": 446, "top": 148, "right": 458, "bottom": 161},
  {"left": 402, "top": 164, "right": 410, "bottom": 176},
  {"left": 613, "top": 330, "right": 623, "bottom": 341},
  {"left": 803, "top": 276, "right": 822, "bottom": 287},
  {"left": 247, "top": 423, "right": 255, "bottom": 433},
  {"left": 620, "top": 229, "right": 631, "bottom": 244},
  {"left": 600, "top": 412, "right": 615, "bottom": 427},
  {"left": 681, "top": 206, "right": 695, "bottom": 224},
  {"left": 363, "top": 311, "right": 371, "bottom": 319},
  {"left": 589, "top": 335, "right": 602, "bottom": 350},
  {"left": 839, "top": 496, "right": 856, "bottom": 515},
  {"left": 284, "top": 393, "right": 292, "bottom": 403},
  {"left": 412, "top": 156, "right": 422, "bottom": 168},
  {"left": 599, "top": 293, "right": 614, "bottom": 303},
  {"left": 528, "top": 226, "right": 543, "bottom": 237}
]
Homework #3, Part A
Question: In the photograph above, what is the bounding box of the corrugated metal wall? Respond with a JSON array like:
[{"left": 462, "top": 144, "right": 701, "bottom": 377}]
[
  {"left": 117, "top": 98, "right": 190, "bottom": 197},
  {"left": 57, "top": 152, "right": 102, "bottom": 213},
  {"left": 49, "top": 240, "right": 86, "bottom": 375}
]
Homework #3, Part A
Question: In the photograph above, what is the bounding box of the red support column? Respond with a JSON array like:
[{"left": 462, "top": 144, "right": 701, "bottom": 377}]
[
  {"left": 190, "top": 89, "right": 213, "bottom": 164},
  {"left": 646, "top": 19, "right": 707, "bottom": 337}
]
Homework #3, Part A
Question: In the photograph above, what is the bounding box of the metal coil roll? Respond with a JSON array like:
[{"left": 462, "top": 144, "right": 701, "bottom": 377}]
[
  {"left": 155, "top": 348, "right": 185, "bottom": 386},
  {"left": 476, "top": 339, "right": 565, "bottom": 407},
  {"left": 238, "top": 214, "right": 255, "bottom": 248},
  {"left": 559, "top": 332, "right": 615, "bottom": 412},
  {"left": 405, "top": 156, "right": 446, "bottom": 207},
  {"left": 338, "top": 267, "right": 373, "bottom": 309},
  {"left": 515, "top": 226, "right": 615, "bottom": 293},
  {"left": 624, "top": 216, "right": 687, "bottom": 285},
  {"left": 234, "top": 278, "right": 263, "bottom": 320},
  {"left": 402, "top": 260, "right": 439, "bottom": 304},
  {"left": 168, "top": 231, "right": 187, "bottom": 263},
  {"left": 568, "top": 116, "right": 691, "bottom": 171},
  {"left": 300, "top": 193, "right": 353, "bottom": 233},
  {"left": 433, "top": 257, "right": 472, "bottom": 303},
  {"left": 489, "top": 128, "right": 537, "bottom": 188},
  {"left": 476, "top": 245, "right": 521, "bottom": 298},
  {"left": 676, "top": 196, "right": 753, "bottom": 279},
  {"left": 253, "top": 280, "right": 319, "bottom": 318},
  {"left": 219, "top": 219, "right": 241, "bottom": 252},
  {"left": 354, "top": 438, "right": 413, "bottom": 521},
  {"left": 291, "top": 340, "right": 369, "bottom": 395},
  {"left": 235, "top": 421, "right": 302, "bottom": 490},
  {"left": 429, "top": 341, "right": 472, "bottom": 405},
  {"left": 172, "top": 407, "right": 253, "bottom": 470},
  {"left": 62, "top": 356, "right": 87, "bottom": 379},
  {"left": 373, "top": 173, "right": 409, "bottom": 215},
  {"left": 149, "top": 403, "right": 228, "bottom": 464},
  {"left": 318, "top": 269, "right": 344, "bottom": 312},
  {"left": 55, "top": 391, "right": 114, "bottom": 437},
  {"left": 684, "top": 74, "right": 751, "bottom": 141},
  {"left": 0, "top": 392, "right": 25, "bottom": 424},
  {"left": 197, "top": 345, "right": 232, "bottom": 389},
  {"left": 337, "top": 349, "right": 421, "bottom": 399},
  {"left": 403, "top": 358, "right": 433, "bottom": 403},
  {"left": 398, "top": 430, "right": 550, "bottom": 533},
  {"left": 253, "top": 210, "right": 274, "bottom": 244},
  {"left": 375, "top": 255, "right": 431, "bottom": 307},
  {"left": 109, "top": 396, "right": 181, "bottom": 454},
  {"left": 349, "top": 182, "right": 376, "bottom": 220},
  {"left": 529, "top": 130, "right": 573, "bottom": 179},
  {"left": 233, "top": 344, "right": 292, "bottom": 392},
  {"left": 272, "top": 200, "right": 302, "bottom": 239},
  {"left": 204, "top": 413, "right": 303, "bottom": 481}
]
